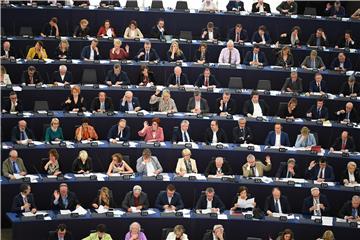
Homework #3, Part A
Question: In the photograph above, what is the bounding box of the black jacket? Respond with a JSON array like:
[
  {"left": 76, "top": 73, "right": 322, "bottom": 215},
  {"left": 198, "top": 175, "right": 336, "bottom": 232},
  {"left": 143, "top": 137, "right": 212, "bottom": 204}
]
[
  {"left": 119, "top": 97, "right": 141, "bottom": 112},
  {"left": 332, "top": 136, "right": 356, "bottom": 152},
  {"left": 194, "top": 74, "right": 220, "bottom": 87},
  {"left": 226, "top": 1, "right": 245, "bottom": 11},
  {"left": 306, "top": 105, "right": 329, "bottom": 120},
  {"left": 277, "top": 104, "right": 301, "bottom": 118},
  {"left": 216, "top": 97, "right": 237, "bottom": 115},
  {"left": 154, "top": 191, "right": 184, "bottom": 211},
  {"left": 1, "top": 48, "right": 16, "bottom": 58},
  {"left": 48, "top": 231, "right": 73, "bottom": 240},
  {"left": 11, "top": 126, "right": 35, "bottom": 143},
  {"left": 302, "top": 194, "right": 330, "bottom": 216},
  {"left": 264, "top": 195, "right": 291, "bottom": 214},
  {"left": 134, "top": 48, "right": 160, "bottom": 62},
  {"left": 243, "top": 99, "right": 269, "bottom": 116},
  {"left": 63, "top": 95, "right": 85, "bottom": 112},
  {"left": 275, "top": 162, "right": 298, "bottom": 179},
  {"left": 2, "top": 99, "right": 23, "bottom": 113},
  {"left": 204, "top": 128, "right": 228, "bottom": 144},
  {"left": 172, "top": 128, "right": 193, "bottom": 143},
  {"left": 21, "top": 70, "right": 43, "bottom": 85},
  {"left": 340, "top": 169, "right": 360, "bottom": 185},
  {"left": 307, "top": 34, "right": 328, "bottom": 47},
  {"left": 232, "top": 126, "right": 253, "bottom": 144},
  {"left": 11, "top": 193, "right": 37, "bottom": 212},
  {"left": 195, "top": 194, "right": 226, "bottom": 213},
  {"left": 50, "top": 191, "right": 79, "bottom": 211},
  {"left": 51, "top": 71, "right": 73, "bottom": 84},
  {"left": 339, "top": 82, "right": 360, "bottom": 96},
  {"left": 166, "top": 73, "right": 189, "bottom": 86},
  {"left": 186, "top": 97, "right": 210, "bottom": 114},
  {"left": 204, "top": 159, "right": 233, "bottom": 176},
  {"left": 105, "top": 70, "right": 130, "bottom": 85},
  {"left": 227, "top": 28, "right": 248, "bottom": 42},
  {"left": 339, "top": 201, "right": 360, "bottom": 218},
  {"left": 90, "top": 97, "right": 114, "bottom": 112},
  {"left": 281, "top": 77, "right": 303, "bottom": 93},
  {"left": 193, "top": 49, "right": 210, "bottom": 63},
  {"left": 121, "top": 191, "right": 150, "bottom": 210},
  {"left": 252, "top": 2, "right": 271, "bottom": 12},
  {"left": 107, "top": 125, "right": 131, "bottom": 141},
  {"left": 150, "top": 25, "right": 167, "bottom": 39},
  {"left": 201, "top": 27, "right": 221, "bottom": 40}
]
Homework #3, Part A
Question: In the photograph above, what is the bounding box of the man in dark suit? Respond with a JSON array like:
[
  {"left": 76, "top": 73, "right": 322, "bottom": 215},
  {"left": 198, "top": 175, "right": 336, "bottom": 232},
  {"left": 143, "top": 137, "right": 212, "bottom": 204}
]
[
  {"left": 275, "top": 158, "right": 298, "bottom": 179},
  {"left": 150, "top": 18, "right": 167, "bottom": 39},
  {"left": 2, "top": 149, "right": 27, "bottom": 179},
  {"left": 51, "top": 65, "right": 72, "bottom": 85},
  {"left": 186, "top": 90, "right": 210, "bottom": 114},
  {"left": 226, "top": 0, "right": 244, "bottom": 11},
  {"left": 243, "top": 45, "right": 268, "bottom": 66},
  {"left": 166, "top": 66, "right": 189, "bottom": 87},
  {"left": 105, "top": 63, "right": 130, "bottom": 86},
  {"left": 216, "top": 91, "right": 236, "bottom": 115},
  {"left": 90, "top": 91, "right": 114, "bottom": 113},
  {"left": 195, "top": 187, "right": 226, "bottom": 213},
  {"left": 202, "top": 225, "right": 226, "bottom": 240},
  {"left": 276, "top": 0, "right": 298, "bottom": 14},
  {"left": 309, "top": 73, "right": 328, "bottom": 94},
  {"left": 172, "top": 120, "right": 193, "bottom": 143},
  {"left": 80, "top": 39, "right": 101, "bottom": 60},
  {"left": 306, "top": 98, "right": 329, "bottom": 120},
  {"left": 281, "top": 71, "right": 303, "bottom": 93},
  {"left": 11, "top": 183, "right": 37, "bottom": 213},
  {"left": 338, "top": 195, "right": 360, "bottom": 220},
  {"left": 50, "top": 183, "right": 80, "bottom": 211},
  {"left": 2, "top": 91, "right": 23, "bottom": 113},
  {"left": 204, "top": 157, "right": 233, "bottom": 177},
  {"left": 264, "top": 187, "right": 291, "bottom": 215},
  {"left": 21, "top": 66, "right": 43, "bottom": 85},
  {"left": 340, "top": 161, "right": 360, "bottom": 185},
  {"left": 204, "top": 120, "right": 228, "bottom": 144},
  {"left": 335, "top": 102, "right": 359, "bottom": 123},
  {"left": 302, "top": 187, "right": 330, "bottom": 216},
  {"left": 232, "top": 117, "right": 253, "bottom": 144},
  {"left": 155, "top": 184, "right": 184, "bottom": 211},
  {"left": 330, "top": 52, "right": 352, "bottom": 71},
  {"left": 201, "top": 22, "right": 220, "bottom": 41},
  {"left": 48, "top": 224, "right": 73, "bottom": 240},
  {"left": 119, "top": 90, "right": 141, "bottom": 112},
  {"left": 194, "top": 67, "right": 219, "bottom": 88},
  {"left": 339, "top": 75, "right": 360, "bottom": 97},
  {"left": 121, "top": 185, "right": 150, "bottom": 212},
  {"left": 1, "top": 41, "right": 16, "bottom": 59},
  {"left": 251, "top": 25, "right": 271, "bottom": 44},
  {"left": 305, "top": 158, "right": 335, "bottom": 182},
  {"left": 330, "top": 131, "right": 356, "bottom": 152},
  {"left": 227, "top": 24, "right": 248, "bottom": 43},
  {"left": 264, "top": 123, "right": 290, "bottom": 146},
  {"left": 134, "top": 40, "right": 160, "bottom": 62},
  {"left": 11, "top": 120, "right": 35, "bottom": 144},
  {"left": 252, "top": 0, "right": 271, "bottom": 13},
  {"left": 107, "top": 119, "right": 131, "bottom": 142},
  {"left": 307, "top": 28, "right": 329, "bottom": 47},
  {"left": 336, "top": 31, "right": 356, "bottom": 49},
  {"left": 243, "top": 91, "right": 269, "bottom": 117}
]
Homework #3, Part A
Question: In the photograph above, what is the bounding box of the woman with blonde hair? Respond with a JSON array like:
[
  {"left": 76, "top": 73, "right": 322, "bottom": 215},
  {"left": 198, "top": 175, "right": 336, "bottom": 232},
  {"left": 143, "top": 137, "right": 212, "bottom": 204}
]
[
  {"left": 0, "top": 65, "right": 11, "bottom": 85},
  {"left": 72, "top": 150, "right": 93, "bottom": 174},
  {"left": 167, "top": 41, "right": 186, "bottom": 62},
  {"left": 175, "top": 148, "right": 198, "bottom": 176},
  {"left": 109, "top": 38, "right": 129, "bottom": 60},
  {"left": 317, "top": 230, "right": 335, "bottom": 240},
  {"left": 54, "top": 39, "right": 71, "bottom": 59},
  {"left": 294, "top": 126, "right": 317, "bottom": 148},
  {"left": 106, "top": 153, "right": 133, "bottom": 176},
  {"left": 92, "top": 186, "right": 116, "bottom": 209},
  {"left": 166, "top": 225, "right": 188, "bottom": 240},
  {"left": 44, "top": 118, "right": 64, "bottom": 142},
  {"left": 149, "top": 89, "right": 178, "bottom": 113},
  {"left": 73, "top": 18, "right": 90, "bottom": 37},
  {"left": 276, "top": 46, "right": 294, "bottom": 67}
]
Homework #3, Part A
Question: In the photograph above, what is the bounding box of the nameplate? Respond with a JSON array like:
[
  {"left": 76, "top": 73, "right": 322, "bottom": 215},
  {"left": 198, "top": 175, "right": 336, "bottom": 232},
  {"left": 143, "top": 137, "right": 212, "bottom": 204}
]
[
  {"left": 188, "top": 175, "right": 196, "bottom": 181},
  {"left": 179, "top": 86, "right": 185, "bottom": 91},
  {"left": 254, "top": 178, "right": 262, "bottom": 183},
  {"left": 286, "top": 118, "right": 294, "bottom": 123},
  {"left": 70, "top": 213, "right": 79, "bottom": 218},
  {"left": 90, "top": 175, "right": 97, "bottom": 181},
  {"left": 56, "top": 175, "right": 65, "bottom": 181},
  {"left": 136, "top": 112, "right": 144, "bottom": 116},
  {"left": 244, "top": 214, "right": 253, "bottom": 219},
  {"left": 92, "top": 84, "right": 99, "bottom": 89},
  {"left": 279, "top": 216, "right": 288, "bottom": 222},
  {"left": 354, "top": 186, "right": 360, "bottom": 191},
  {"left": 140, "top": 211, "right": 148, "bottom": 216},
  {"left": 176, "top": 61, "right": 182, "bottom": 66},
  {"left": 310, "top": 150, "right": 318, "bottom": 155},
  {"left": 279, "top": 148, "right": 287, "bottom": 152},
  {"left": 216, "top": 144, "right": 224, "bottom": 149},
  {"left": 90, "top": 142, "right": 98, "bottom": 147},
  {"left": 226, "top": 114, "right": 233, "bottom": 119},
  {"left": 346, "top": 123, "right": 353, "bottom": 127},
  {"left": 167, "top": 113, "right": 174, "bottom": 117},
  {"left": 77, "top": 112, "right": 84, "bottom": 117},
  {"left": 122, "top": 142, "right": 130, "bottom": 147},
  {"left": 35, "top": 214, "right": 44, "bottom": 220},
  {"left": 107, "top": 112, "right": 114, "bottom": 116},
  {"left": 64, "top": 84, "right": 70, "bottom": 89},
  {"left": 94, "top": 60, "right": 100, "bottom": 64},
  {"left": 235, "top": 89, "right": 242, "bottom": 93},
  {"left": 153, "top": 142, "right": 160, "bottom": 147},
  {"left": 196, "top": 114, "right": 203, "bottom": 118},
  {"left": 320, "top": 183, "right": 328, "bottom": 188},
  {"left": 47, "top": 112, "right": 54, "bottom": 116},
  {"left": 27, "top": 143, "right": 35, "bottom": 148},
  {"left": 17, "top": 113, "right": 23, "bottom": 117},
  {"left": 256, "top": 116, "right": 263, "bottom": 121},
  {"left": 349, "top": 221, "right": 358, "bottom": 228},
  {"left": 314, "top": 218, "right": 322, "bottom": 224},
  {"left": 155, "top": 175, "right": 164, "bottom": 180},
  {"left": 22, "top": 177, "right": 31, "bottom": 183},
  {"left": 105, "top": 212, "right": 114, "bottom": 217},
  {"left": 121, "top": 85, "right": 128, "bottom": 89},
  {"left": 206, "top": 87, "right": 213, "bottom": 92},
  {"left": 221, "top": 177, "right": 234, "bottom": 182},
  {"left": 263, "top": 91, "right": 270, "bottom": 95},
  {"left": 230, "top": 64, "right": 236, "bottom": 68},
  {"left": 122, "top": 174, "right": 131, "bottom": 180},
  {"left": 350, "top": 96, "right": 357, "bottom": 100},
  {"left": 209, "top": 213, "right": 218, "bottom": 218},
  {"left": 287, "top": 180, "right": 295, "bottom": 186},
  {"left": 35, "top": 84, "right": 42, "bottom": 88},
  {"left": 247, "top": 146, "right": 255, "bottom": 151},
  {"left": 342, "top": 152, "right": 350, "bottom": 157},
  {"left": 184, "top": 143, "right": 192, "bottom": 148}
]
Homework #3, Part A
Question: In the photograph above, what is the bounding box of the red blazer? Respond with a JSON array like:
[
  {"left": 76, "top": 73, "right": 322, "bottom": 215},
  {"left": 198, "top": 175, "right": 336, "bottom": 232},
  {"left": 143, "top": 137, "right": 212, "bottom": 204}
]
[
  {"left": 97, "top": 26, "right": 116, "bottom": 37},
  {"left": 109, "top": 48, "right": 129, "bottom": 60}
]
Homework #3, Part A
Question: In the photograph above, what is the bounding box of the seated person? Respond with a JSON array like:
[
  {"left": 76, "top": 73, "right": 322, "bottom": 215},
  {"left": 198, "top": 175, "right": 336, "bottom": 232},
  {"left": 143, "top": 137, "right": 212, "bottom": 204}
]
[
  {"left": 121, "top": 185, "right": 150, "bottom": 212},
  {"left": 305, "top": 158, "right": 335, "bottom": 182},
  {"left": 99, "top": 0, "right": 120, "bottom": 7},
  {"left": 149, "top": 89, "right": 178, "bottom": 113},
  {"left": 155, "top": 184, "right": 184, "bottom": 211},
  {"left": 195, "top": 187, "right": 226, "bottom": 213},
  {"left": 251, "top": 25, "right": 271, "bottom": 44},
  {"left": 75, "top": 118, "right": 99, "bottom": 142},
  {"left": 51, "top": 183, "right": 80, "bottom": 211},
  {"left": 90, "top": 92, "right": 114, "bottom": 113},
  {"left": 281, "top": 71, "right": 303, "bottom": 93},
  {"left": 0, "top": 65, "right": 11, "bottom": 85},
  {"left": 202, "top": 225, "right": 225, "bottom": 240},
  {"left": 2, "top": 150, "right": 27, "bottom": 179},
  {"left": 138, "top": 118, "right": 164, "bottom": 142},
  {"left": 201, "top": 0, "right": 218, "bottom": 11},
  {"left": 48, "top": 224, "right": 72, "bottom": 240},
  {"left": 119, "top": 91, "right": 141, "bottom": 112},
  {"left": 51, "top": 65, "right": 72, "bottom": 85},
  {"left": 105, "top": 63, "right": 130, "bottom": 86},
  {"left": 138, "top": 65, "right": 156, "bottom": 86},
  {"left": 216, "top": 91, "right": 237, "bottom": 116},
  {"left": 41, "top": 17, "right": 60, "bottom": 37},
  {"left": 1, "top": 41, "right": 16, "bottom": 60},
  {"left": 309, "top": 73, "right": 327, "bottom": 94},
  {"left": 136, "top": 148, "right": 163, "bottom": 176},
  {"left": 340, "top": 161, "right": 360, "bottom": 185},
  {"left": 81, "top": 39, "right": 101, "bottom": 60},
  {"left": 277, "top": 97, "right": 301, "bottom": 119},
  {"left": 330, "top": 52, "right": 352, "bottom": 71},
  {"left": 11, "top": 183, "right": 36, "bottom": 213},
  {"left": 306, "top": 98, "right": 329, "bottom": 120},
  {"left": 44, "top": 149, "right": 62, "bottom": 176},
  {"left": 252, "top": 0, "right": 271, "bottom": 13},
  {"left": 230, "top": 186, "right": 256, "bottom": 212},
  {"left": 193, "top": 43, "right": 210, "bottom": 64},
  {"left": 92, "top": 187, "right": 116, "bottom": 209},
  {"left": 107, "top": 119, "right": 131, "bottom": 142},
  {"left": 166, "top": 225, "right": 188, "bottom": 240},
  {"left": 338, "top": 195, "right": 360, "bottom": 221},
  {"left": 204, "top": 120, "right": 228, "bottom": 144},
  {"left": 264, "top": 187, "right": 291, "bottom": 216},
  {"left": 218, "top": 40, "right": 241, "bottom": 64},
  {"left": 109, "top": 38, "right": 129, "bottom": 60},
  {"left": 301, "top": 50, "right": 326, "bottom": 70},
  {"left": 264, "top": 123, "right": 290, "bottom": 146},
  {"left": 294, "top": 126, "right": 317, "bottom": 148},
  {"left": 63, "top": 85, "right": 85, "bottom": 112},
  {"left": 26, "top": 41, "right": 48, "bottom": 60},
  {"left": 351, "top": 8, "right": 360, "bottom": 19},
  {"left": 134, "top": 40, "right": 160, "bottom": 62},
  {"left": 204, "top": 157, "right": 233, "bottom": 177},
  {"left": 2, "top": 91, "right": 23, "bottom": 113},
  {"left": 124, "top": 222, "right": 148, "bottom": 240},
  {"left": 123, "top": 20, "right": 143, "bottom": 39},
  {"left": 167, "top": 41, "right": 186, "bottom": 62},
  {"left": 226, "top": 0, "right": 245, "bottom": 12},
  {"left": 44, "top": 118, "right": 64, "bottom": 143},
  {"left": 336, "top": 30, "right": 356, "bottom": 49},
  {"left": 243, "top": 45, "right": 268, "bottom": 66},
  {"left": 339, "top": 75, "right": 360, "bottom": 97},
  {"left": 151, "top": 18, "right": 167, "bottom": 39},
  {"left": 275, "top": 46, "right": 294, "bottom": 67},
  {"left": 302, "top": 187, "right": 330, "bottom": 216},
  {"left": 242, "top": 154, "right": 271, "bottom": 177},
  {"left": 279, "top": 26, "right": 301, "bottom": 46},
  {"left": 194, "top": 67, "right": 219, "bottom": 88},
  {"left": 276, "top": 0, "right": 297, "bottom": 15},
  {"left": 21, "top": 66, "right": 43, "bottom": 85},
  {"left": 175, "top": 148, "right": 198, "bottom": 176},
  {"left": 82, "top": 224, "right": 112, "bottom": 240},
  {"left": 73, "top": 19, "right": 90, "bottom": 37},
  {"left": 335, "top": 102, "right": 359, "bottom": 123},
  {"left": 54, "top": 39, "right": 71, "bottom": 60},
  {"left": 275, "top": 158, "right": 298, "bottom": 179},
  {"left": 227, "top": 24, "right": 248, "bottom": 43},
  {"left": 172, "top": 120, "right": 193, "bottom": 143},
  {"left": 72, "top": 150, "right": 93, "bottom": 174},
  {"left": 325, "top": 1, "right": 345, "bottom": 17},
  {"left": 232, "top": 117, "right": 253, "bottom": 144},
  {"left": 243, "top": 91, "right": 269, "bottom": 117},
  {"left": 106, "top": 153, "right": 133, "bottom": 176},
  {"left": 97, "top": 19, "right": 116, "bottom": 38},
  {"left": 186, "top": 90, "right": 210, "bottom": 114},
  {"left": 166, "top": 66, "right": 189, "bottom": 87},
  {"left": 307, "top": 28, "right": 329, "bottom": 47},
  {"left": 11, "top": 120, "right": 34, "bottom": 144},
  {"left": 330, "top": 131, "right": 355, "bottom": 152},
  {"left": 73, "top": 0, "right": 90, "bottom": 7},
  {"left": 201, "top": 22, "right": 220, "bottom": 41}
]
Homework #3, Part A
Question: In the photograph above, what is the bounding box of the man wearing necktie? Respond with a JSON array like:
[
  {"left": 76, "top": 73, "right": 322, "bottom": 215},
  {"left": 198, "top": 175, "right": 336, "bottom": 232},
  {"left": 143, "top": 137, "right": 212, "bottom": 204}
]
[
  {"left": 120, "top": 91, "right": 141, "bottom": 112},
  {"left": 12, "top": 120, "right": 34, "bottom": 145},
  {"left": 2, "top": 150, "right": 27, "bottom": 179},
  {"left": 145, "top": 50, "right": 149, "bottom": 61},
  {"left": 336, "top": 102, "right": 358, "bottom": 123},
  {"left": 339, "top": 195, "right": 360, "bottom": 221},
  {"left": 249, "top": 45, "right": 263, "bottom": 67},
  {"left": 108, "top": 119, "right": 131, "bottom": 143},
  {"left": 302, "top": 187, "right": 329, "bottom": 216},
  {"left": 330, "top": 131, "right": 355, "bottom": 153},
  {"left": 306, "top": 158, "right": 335, "bottom": 182},
  {"left": 218, "top": 40, "right": 241, "bottom": 64},
  {"left": 48, "top": 224, "right": 73, "bottom": 240},
  {"left": 168, "top": 66, "right": 189, "bottom": 87},
  {"left": 265, "top": 187, "right": 292, "bottom": 216},
  {"left": 11, "top": 183, "right": 37, "bottom": 213}
]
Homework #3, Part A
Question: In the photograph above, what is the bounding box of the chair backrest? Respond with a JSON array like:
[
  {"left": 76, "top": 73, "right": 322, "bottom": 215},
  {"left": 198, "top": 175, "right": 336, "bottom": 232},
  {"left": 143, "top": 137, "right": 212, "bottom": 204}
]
[
  {"left": 303, "top": 7, "right": 317, "bottom": 15},
  {"left": 19, "top": 26, "right": 33, "bottom": 36},
  {"left": 161, "top": 228, "right": 173, "bottom": 240},
  {"left": 228, "top": 77, "right": 243, "bottom": 89},
  {"left": 151, "top": 0, "right": 163, "bottom": 9},
  {"left": 179, "top": 31, "right": 192, "bottom": 40},
  {"left": 312, "top": 131, "right": 319, "bottom": 145},
  {"left": 256, "top": 80, "right": 271, "bottom": 91},
  {"left": 122, "top": 154, "right": 131, "bottom": 167},
  {"left": 81, "top": 69, "right": 98, "bottom": 84},
  {"left": 125, "top": 0, "right": 138, "bottom": 8},
  {"left": 42, "top": 123, "right": 50, "bottom": 141},
  {"left": 175, "top": 1, "right": 188, "bottom": 10},
  {"left": 277, "top": 102, "right": 288, "bottom": 116},
  {"left": 1, "top": 26, "right": 5, "bottom": 36},
  {"left": 34, "top": 101, "right": 49, "bottom": 111}
]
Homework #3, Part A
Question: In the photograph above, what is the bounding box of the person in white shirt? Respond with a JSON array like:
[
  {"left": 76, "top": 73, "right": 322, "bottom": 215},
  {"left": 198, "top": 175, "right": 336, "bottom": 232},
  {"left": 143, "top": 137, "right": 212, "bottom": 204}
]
[
  {"left": 218, "top": 40, "right": 241, "bottom": 64},
  {"left": 201, "top": 0, "right": 218, "bottom": 12},
  {"left": 166, "top": 225, "right": 189, "bottom": 240}
]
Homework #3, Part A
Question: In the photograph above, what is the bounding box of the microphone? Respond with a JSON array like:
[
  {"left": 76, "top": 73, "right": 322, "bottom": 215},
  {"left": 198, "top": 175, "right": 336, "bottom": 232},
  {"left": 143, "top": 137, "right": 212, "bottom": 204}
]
[{"left": 32, "top": 164, "right": 43, "bottom": 181}]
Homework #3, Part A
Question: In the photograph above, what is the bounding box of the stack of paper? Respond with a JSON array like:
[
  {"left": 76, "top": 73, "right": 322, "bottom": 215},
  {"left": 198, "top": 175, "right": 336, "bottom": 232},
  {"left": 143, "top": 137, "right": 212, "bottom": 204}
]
[
  {"left": 95, "top": 205, "right": 108, "bottom": 214},
  {"left": 237, "top": 198, "right": 255, "bottom": 209}
]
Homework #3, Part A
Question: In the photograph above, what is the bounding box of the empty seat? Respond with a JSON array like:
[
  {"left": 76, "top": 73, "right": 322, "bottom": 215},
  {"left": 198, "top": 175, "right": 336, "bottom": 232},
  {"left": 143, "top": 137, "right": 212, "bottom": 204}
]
[
  {"left": 228, "top": 77, "right": 243, "bottom": 89},
  {"left": 175, "top": 1, "right": 188, "bottom": 10},
  {"left": 19, "top": 26, "right": 33, "bottom": 36},
  {"left": 81, "top": 69, "right": 98, "bottom": 84},
  {"left": 151, "top": 0, "right": 163, "bottom": 9},
  {"left": 256, "top": 80, "right": 271, "bottom": 91},
  {"left": 179, "top": 31, "right": 192, "bottom": 40},
  {"left": 303, "top": 7, "right": 317, "bottom": 15},
  {"left": 125, "top": 0, "right": 138, "bottom": 8},
  {"left": 161, "top": 228, "right": 173, "bottom": 240},
  {"left": 34, "top": 101, "right": 49, "bottom": 112}
]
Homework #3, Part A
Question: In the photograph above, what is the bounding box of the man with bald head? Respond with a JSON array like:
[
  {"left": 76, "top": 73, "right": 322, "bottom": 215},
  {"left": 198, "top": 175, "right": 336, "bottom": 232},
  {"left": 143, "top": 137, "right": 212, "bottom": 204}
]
[
  {"left": 51, "top": 65, "right": 73, "bottom": 85},
  {"left": 330, "top": 131, "right": 356, "bottom": 152},
  {"left": 339, "top": 195, "right": 360, "bottom": 220},
  {"left": 119, "top": 90, "right": 141, "bottom": 112},
  {"left": 166, "top": 66, "right": 189, "bottom": 87},
  {"left": 2, "top": 150, "right": 27, "bottom": 179},
  {"left": 204, "top": 156, "right": 233, "bottom": 177},
  {"left": 90, "top": 91, "right": 114, "bottom": 113},
  {"left": 107, "top": 119, "right": 131, "bottom": 142},
  {"left": 11, "top": 120, "right": 34, "bottom": 144},
  {"left": 218, "top": 40, "right": 241, "bottom": 64},
  {"left": 336, "top": 102, "right": 359, "bottom": 123},
  {"left": 1, "top": 41, "right": 15, "bottom": 59},
  {"left": 264, "top": 187, "right": 291, "bottom": 216}
]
